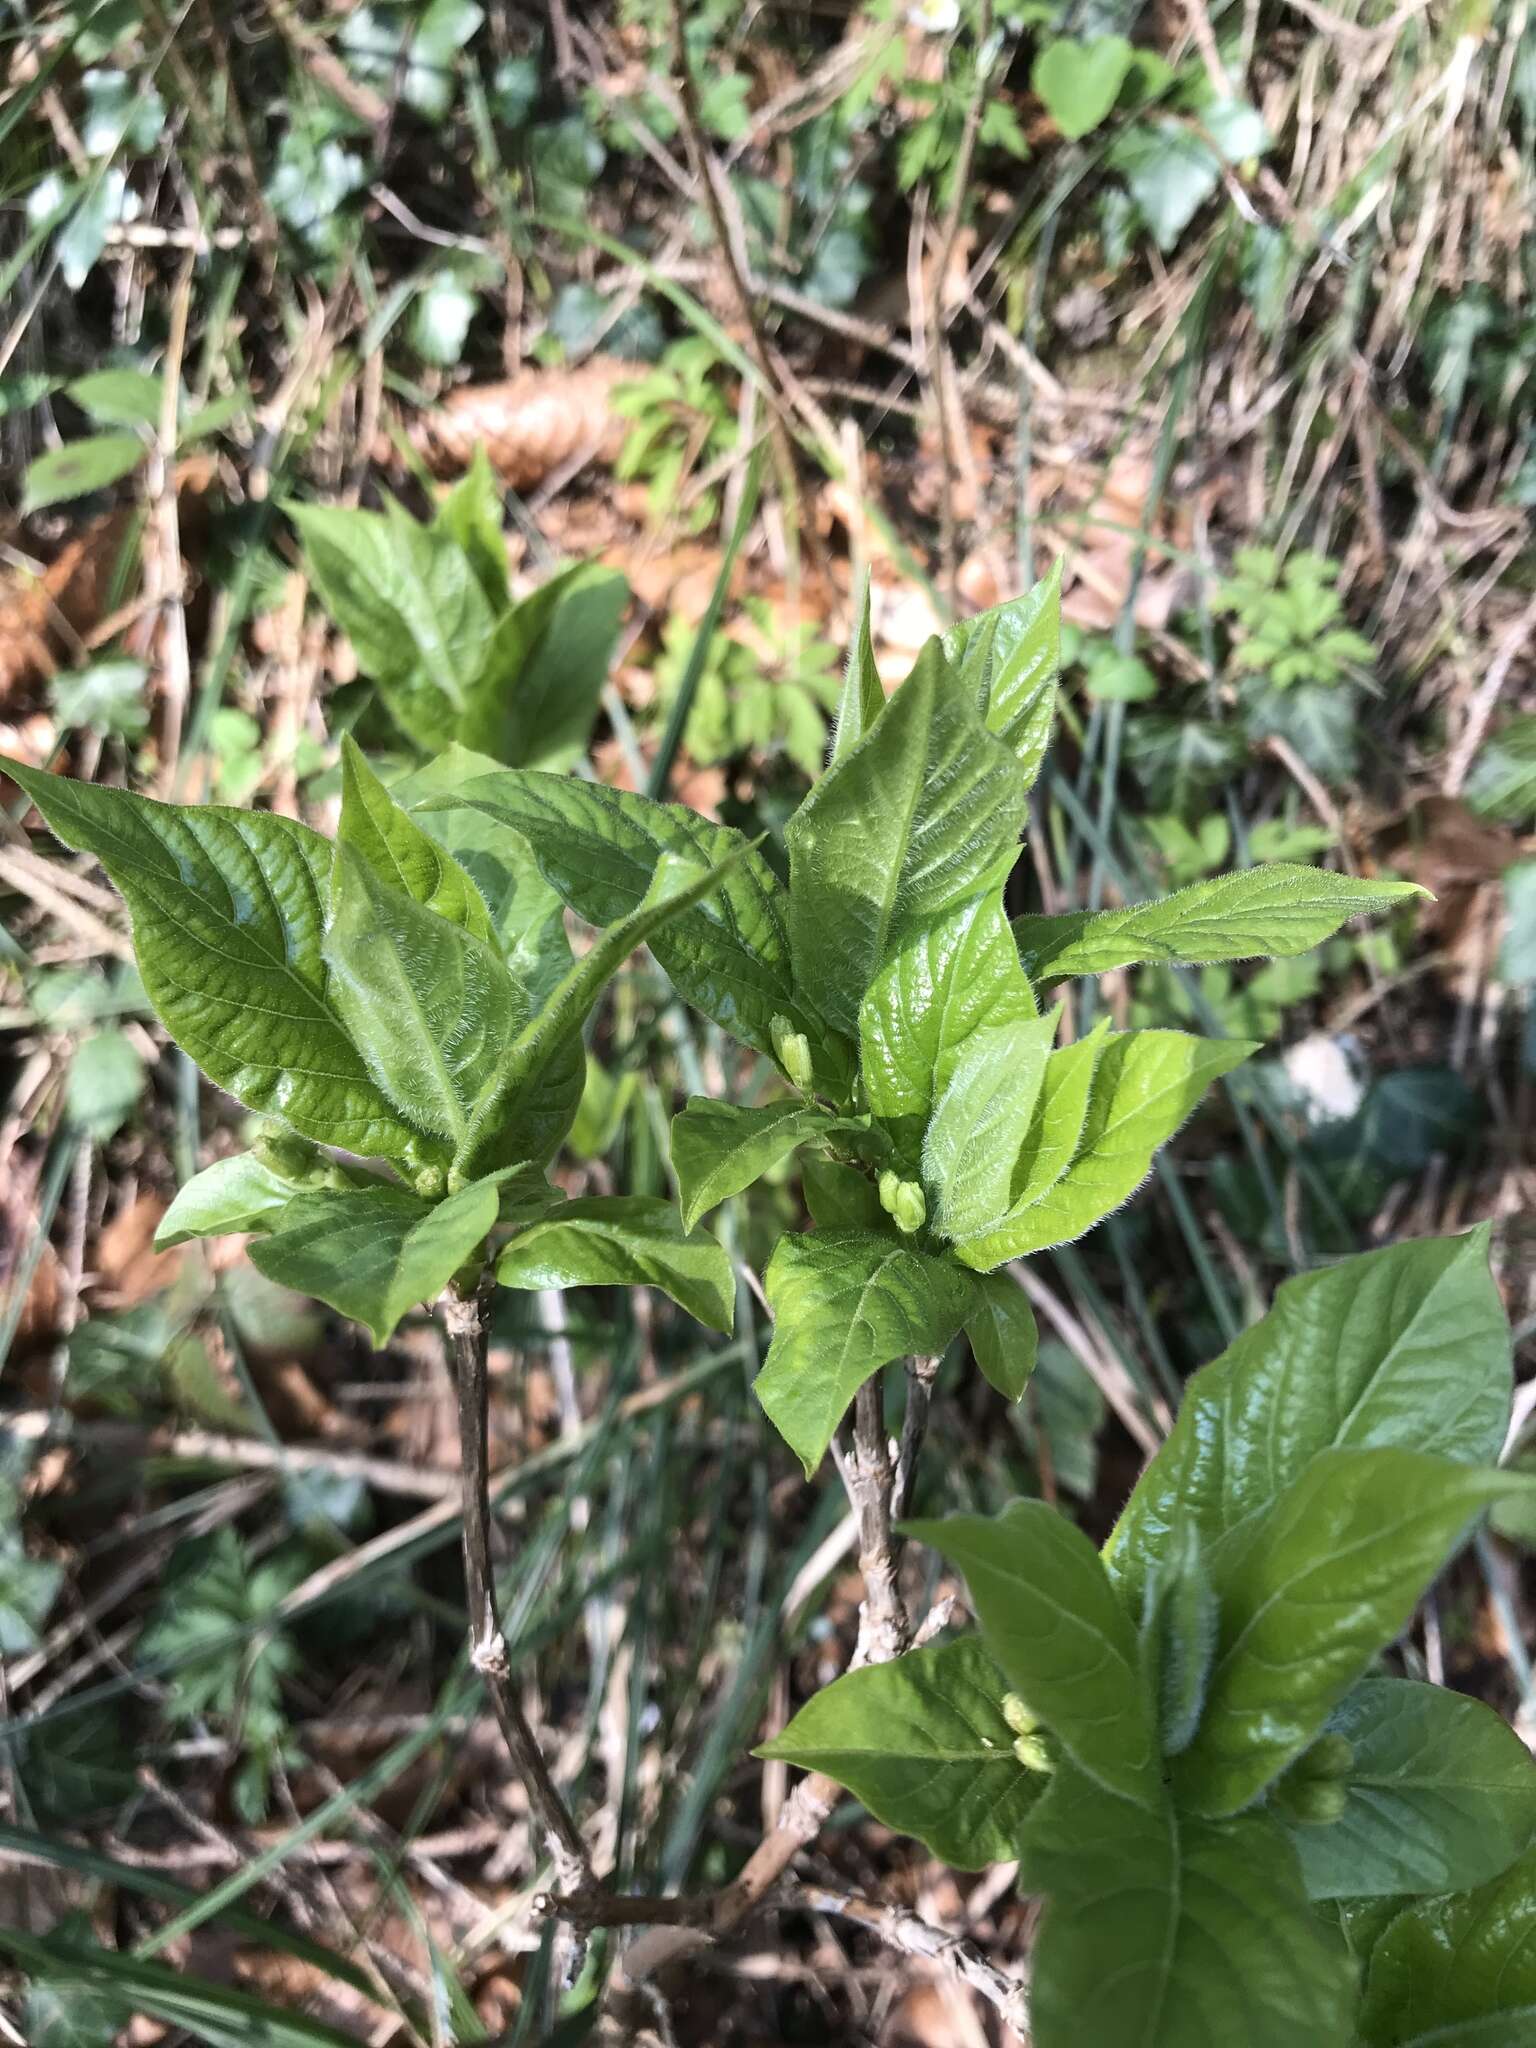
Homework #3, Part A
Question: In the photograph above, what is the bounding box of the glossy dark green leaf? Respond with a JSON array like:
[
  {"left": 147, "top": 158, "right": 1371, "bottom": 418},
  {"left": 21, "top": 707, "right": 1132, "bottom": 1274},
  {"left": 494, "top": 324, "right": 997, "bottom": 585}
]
[
  {"left": 1022, "top": 1763, "right": 1353, "bottom": 2048},
  {"left": 1357, "top": 1843, "right": 1536, "bottom": 2045},
  {"left": 785, "top": 639, "right": 1029, "bottom": 1036},
  {"left": 1175, "top": 1448, "right": 1523, "bottom": 1816},
  {"left": 670, "top": 1096, "right": 849, "bottom": 1231},
  {"left": 495, "top": 1193, "right": 733, "bottom": 1331},
  {"left": 755, "top": 1231, "right": 972, "bottom": 1475},
  {"left": 906, "top": 1500, "right": 1161, "bottom": 1807},
  {"left": 1292, "top": 1678, "right": 1536, "bottom": 1901},
  {"left": 7, "top": 763, "right": 426, "bottom": 1168},
  {"left": 757, "top": 1637, "right": 1045, "bottom": 1868},
  {"left": 1107, "top": 1230, "right": 1511, "bottom": 1612},
  {"left": 963, "top": 1271, "right": 1039, "bottom": 1401},
  {"left": 337, "top": 736, "right": 494, "bottom": 941}
]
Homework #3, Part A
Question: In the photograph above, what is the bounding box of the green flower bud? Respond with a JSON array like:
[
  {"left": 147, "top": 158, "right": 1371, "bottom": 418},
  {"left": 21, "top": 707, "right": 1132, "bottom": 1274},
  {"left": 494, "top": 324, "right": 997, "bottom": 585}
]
[
  {"left": 253, "top": 1131, "right": 331, "bottom": 1189},
  {"left": 770, "top": 1014, "right": 814, "bottom": 1092},
  {"left": 878, "top": 1169, "right": 901, "bottom": 1215},
  {"left": 1000, "top": 1693, "right": 1039, "bottom": 1738},
  {"left": 1276, "top": 1776, "right": 1348, "bottom": 1827},
  {"left": 891, "top": 1179, "right": 926, "bottom": 1235},
  {"left": 414, "top": 1165, "right": 446, "bottom": 1199},
  {"left": 1013, "top": 1730, "right": 1055, "bottom": 1774},
  {"left": 1303, "top": 1733, "right": 1355, "bottom": 1782}
]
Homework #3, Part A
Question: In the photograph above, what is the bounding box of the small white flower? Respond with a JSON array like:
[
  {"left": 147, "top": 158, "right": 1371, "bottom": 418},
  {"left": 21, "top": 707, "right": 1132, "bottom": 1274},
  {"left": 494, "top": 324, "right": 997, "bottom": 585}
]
[{"left": 910, "top": 0, "right": 961, "bottom": 31}]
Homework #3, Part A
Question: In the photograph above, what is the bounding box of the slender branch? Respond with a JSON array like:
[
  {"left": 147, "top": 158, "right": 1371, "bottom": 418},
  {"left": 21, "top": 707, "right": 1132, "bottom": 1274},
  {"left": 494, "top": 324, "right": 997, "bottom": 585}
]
[
  {"left": 893, "top": 1354, "right": 941, "bottom": 1522},
  {"left": 441, "top": 1283, "right": 593, "bottom": 1902},
  {"left": 846, "top": 1376, "right": 909, "bottom": 1666}
]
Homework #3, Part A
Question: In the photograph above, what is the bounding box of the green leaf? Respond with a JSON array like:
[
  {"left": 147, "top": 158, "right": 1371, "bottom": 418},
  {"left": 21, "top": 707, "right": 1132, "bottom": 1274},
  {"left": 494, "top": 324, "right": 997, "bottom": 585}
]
[
  {"left": 756, "top": 1231, "right": 972, "bottom": 1475},
  {"left": 456, "top": 849, "right": 742, "bottom": 1174},
  {"left": 288, "top": 499, "right": 496, "bottom": 753},
  {"left": 945, "top": 562, "right": 1061, "bottom": 781},
  {"left": 801, "top": 1154, "right": 886, "bottom": 1231},
  {"left": 439, "top": 769, "right": 853, "bottom": 1095},
  {"left": 249, "top": 1177, "right": 502, "bottom": 1346},
  {"left": 1140, "top": 1519, "right": 1217, "bottom": 1757},
  {"left": 66, "top": 366, "right": 163, "bottom": 427},
  {"left": 496, "top": 1194, "right": 733, "bottom": 1332},
  {"left": 949, "top": 1028, "right": 1255, "bottom": 1271},
  {"left": 671, "top": 1096, "right": 848, "bottom": 1231},
  {"left": 22, "top": 431, "right": 144, "bottom": 511},
  {"left": 906, "top": 1500, "right": 1161, "bottom": 1807},
  {"left": 785, "top": 639, "right": 1029, "bottom": 1037},
  {"left": 1292, "top": 1677, "right": 1536, "bottom": 1901},
  {"left": 7, "top": 763, "right": 425, "bottom": 1167},
  {"left": 1111, "top": 119, "right": 1222, "bottom": 250},
  {"left": 66, "top": 1029, "right": 143, "bottom": 1140},
  {"left": 757, "top": 1637, "right": 1045, "bottom": 1868},
  {"left": 1031, "top": 37, "right": 1134, "bottom": 140},
  {"left": 337, "top": 736, "right": 494, "bottom": 941},
  {"left": 924, "top": 1016, "right": 1060, "bottom": 1253},
  {"left": 1175, "top": 1448, "right": 1523, "bottom": 1817},
  {"left": 1358, "top": 1843, "right": 1536, "bottom": 2045},
  {"left": 1014, "top": 865, "right": 1425, "bottom": 981},
  {"left": 858, "top": 871, "right": 1038, "bottom": 1177},
  {"left": 964, "top": 1271, "right": 1039, "bottom": 1401},
  {"left": 433, "top": 446, "right": 508, "bottom": 610},
  {"left": 829, "top": 579, "right": 885, "bottom": 767},
  {"left": 154, "top": 1152, "right": 299, "bottom": 1247},
  {"left": 1106, "top": 1230, "right": 1512, "bottom": 1612},
  {"left": 493, "top": 561, "right": 629, "bottom": 770},
  {"left": 323, "top": 845, "right": 520, "bottom": 1152},
  {"left": 1022, "top": 1763, "right": 1353, "bottom": 2048}
]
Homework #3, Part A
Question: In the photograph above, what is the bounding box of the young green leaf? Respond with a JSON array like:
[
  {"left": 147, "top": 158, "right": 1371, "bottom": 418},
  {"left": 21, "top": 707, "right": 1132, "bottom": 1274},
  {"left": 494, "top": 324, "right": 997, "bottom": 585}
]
[
  {"left": 949, "top": 1028, "right": 1255, "bottom": 1271},
  {"left": 1175, "top": 1447, "right": 1525, "bottom": 1816},
  {"left": 432, "top": 446, "right": 509, "bottom": 610},
  {"left": 858, "top": 872, "right": 1038, "bottom": 1176},
  {"left": 249, "top": 1177, "right": 503, "bottom": 1346},
  {"left": 337, "top": 736, "right": 494, "bottom": 941},
  {"left": 22, "top": 432, "right": 145, "bottom": 512},
  {"left": 785, "top": 638, "right": 1029, "bottom": 1036},
  {"left": 924, "top": 1015, "right": 1060, "bottom": 1253},
  {"left": 492, "top": 560, "right": 628, "bottom": 770},
  {"left": 438, "top": 769, "right": 854, "bottom": 1096},
  {"left": 1290, "top": 1678, "right": 1536, "bottom": 1901},
  {"left": 963, "top": 1271, "right": 1039, "bottom": 1401},
  {"left": 906, "top": 1500, "right": 1161, "bottom": 1808},
  {"left": 755, "top": 1231, "right": 972, "bottom": 1475},
  {"left": 1357, "top": 1843, "right": 1536, "bottom": 2046},
  {"left": 1106, "top": 1229, "right": 1511, "bottom": 1612},
  {"left": 6, "top": 763, "right": 427, "bottom": 1168},
  {"left": 1022, "top": 1762, "right": 1354, "bottom": 2048},
  {"left": 154, "top": 1153, "right": 301, "bottom": 1248},
  {"left": 801, "top": 1154, "right": 887, "bottom": 1231},
  {"left": 829, "top": 576, "right": 885, "bottom": 768},
  {"left": 941, "top": 558, "right": 1062, "bottom": 782},
  {"left": 757, "top": 1637, "right": 1045, "bottom": 1868},
  {"left": 1140, "top": 1519, "right": 1217, "bottom": 1757},
  {"left": 670, "top": 1097, "right": 851, "bottom": 1232},
  {"left": 1007, "top": 1017, "right": 1112, "bottom": 1207},
  {"left": 1030, "top": 38, "right": 1134, "bottom": 140},
  {"left": 323, "top": 845, "right": 522, "bottom": 1152},
  {"left": 495, "top": 1194, "right": 734, "bottom": 1333},
  {"left": 1013, "top": 864, "right": 1426, "bottom": 982}
]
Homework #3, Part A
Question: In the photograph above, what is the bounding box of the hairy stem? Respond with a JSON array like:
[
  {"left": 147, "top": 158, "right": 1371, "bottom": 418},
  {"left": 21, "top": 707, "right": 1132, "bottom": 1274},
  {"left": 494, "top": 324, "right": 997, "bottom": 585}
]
[{"left": 442, "top": 1282, "right": 593, "bottom": 1902}]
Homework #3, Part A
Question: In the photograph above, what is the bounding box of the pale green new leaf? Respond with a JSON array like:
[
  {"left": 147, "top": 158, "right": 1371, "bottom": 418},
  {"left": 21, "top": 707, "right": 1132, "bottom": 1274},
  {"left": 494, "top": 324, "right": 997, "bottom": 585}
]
[
  {"left": 755, "top": 1231, "right": 972, "bottom": 1476},
  {"left": 942, "top": 558, "right": 1061, "bottom": 782},
  {"left": 249, "top": 1178, "right": 502, "bottom": 1346},
  {"left": 496, "top": 1194, "right": 734, "bottom": 1332},
  {"left": 337, "top": 736, "right": 493, "bottom": 941},
  {"left": 906, "top": 1500, "right": 1161, "bottom": 1808},
  {"left": 1106, "top": 1229, "right": 1511, "bottom": 1612},
  {"left": 1175, "top": 1448, "right": 1525, "bottom": 1817},
  {"left": 670, "top": 1097, "right": 850, "bottom": 1232},
  {"left": 785, "top": 638, "right": 1030, "bottom": 1036},
  {"left": 7, "top": 763, "right": 426, "bottom": 1167},
  {"left": 858, "top": 872, "right": 1037, "bottom": 1176},
  {"left": 1358, "top": 1843, "right": 1536, "bottom": 2045},
  {"left": 324, "top": 846, "right": 521, "bottom": 1150},
  {"left": 1007, "top": 1018, "right": 1111, "bottom": 1206},
  {"left": 951, "top": 1028, "right": 1255, "bottom": 1271},
  {"left": 1014, "top": 863, "right": 1425, "bottom": 982},
  {"left": 438, "top": 769, "right": 854, "bottom": 1096},
  {"left": 963, "top": 1271, "right": 1039, "bottom": 1401},
  {"left": 1292, "top": 1677, "right": 1536, "bottom": 1901},
  {"left": 757, "top": 1637, "right": 1044, "bottom": 1868},
  {"left": 1022, "top": 1763, "right": 1353, "bottom": 2048},
  {"left": 829, "top": 577, "right": 885, "bottom": 768},
  {"left": 925, "top": 1016, "right": 1059, "bottom": 1253},
  {"left": 155, "top": 1153, "right": 298, "bottom": 1247}
]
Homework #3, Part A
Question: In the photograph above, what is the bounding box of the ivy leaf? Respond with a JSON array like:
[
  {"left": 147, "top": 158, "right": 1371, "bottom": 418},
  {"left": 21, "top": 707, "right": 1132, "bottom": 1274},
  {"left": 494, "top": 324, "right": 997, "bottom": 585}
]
[
  {"left": 941, "top": 560, "right": 1062, "bottom": 779},
  {"left": 1014, "top": 865, "right": 1425, "bottom": 982},
  {"left": 1175, "top": 1447, "right": 1525, "bottom": 1817},
  {"left": 1022, "top": 1764, "right": 1353, "bottom": 2048},
  {"left": 249, "top": 1178, "right": 503, "bottom": 1346},
  {"left": 1291, "top": 1677, "right": 1536, "bottom": 1901},
  {"left": 1106, "top": 1230, "right": 1511, "bottom": 1613},
  {"left": 785, "top": 639, "right": 1029, "bottom": 1037},
  {"left": 1111, "top": 119, "right": 1222, "bottom": 250},
  {"left": 859, "top": 871, "right": 1038, "bottom": 1177},
  {"left": 439, "top": 769, "right": 854, "bottom": 1097},
  {"left": 323, "top": 845, "right": 521, "bottom": 1152},
  {"left": 670, "top": 1097, "right": 850, "bottom": 1231},
  {"left": 949, "top": 1028, "right": 1255, "bottom": 1271},
  {"left": 337, "top": 736, "right": 494, "bottom": 941},
  {"left": 1357, "top": 1843, "right": 1536, "bottom": 2045},
  {"left": 963, "top": 1271, "right": 1039, "bottom": 1401},
  {"left": 755, "top": 1231, "right": 972, "bottom": 1476},
  {"left": 22, "top": 432, "right": 144, "bottom": 512},
  {"left": 154, "top": 1153, "right": 298, "bottom": 1247},
  {"left": 6, "top": 763, "right": 426, "bottom": 1168},
  {"left": 906, "top": 1501, "right": 1161, "bottom": 1808},
  {"left": 924, "top": 1016, "right": 1060, "bottom": 1253},
  {"left": 756, "top": 1638, "right": 1045, "bottom": 1868},
  {"left": 496, "top": 1194, "right": 733, "bottom": 1332},
  {"left": 1031, "top": 38, "right": 1134, "bottom": 140}
]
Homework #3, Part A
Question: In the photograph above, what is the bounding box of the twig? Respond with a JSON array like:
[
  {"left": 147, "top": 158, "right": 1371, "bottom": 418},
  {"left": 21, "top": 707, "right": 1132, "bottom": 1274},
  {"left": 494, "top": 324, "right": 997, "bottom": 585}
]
[
  {"left": 845, "top": 1377, "right": 909, "bottom": 1667},
  {"left": 893, "top": 1354, "right": 940, "bottom": 1522},
  {"left": 441, "top": 1282, "right": 593, "bottom": 1904},
  {"left": 1443, "top": 591, "right": 1536, "bottom": 796},
  {"left": 790, "top": 1885, "right": 1029, "bottom": 2035},
  {"left": 150, "top": 248, "right": 196, "bottom": 793}
]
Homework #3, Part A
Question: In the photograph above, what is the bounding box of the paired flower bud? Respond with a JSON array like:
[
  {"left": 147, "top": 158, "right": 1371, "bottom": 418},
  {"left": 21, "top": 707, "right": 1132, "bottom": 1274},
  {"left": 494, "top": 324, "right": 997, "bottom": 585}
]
[
  {"left": 770, "top": 1014, "right": 814, "bottom": 1093},
  {"left": 1001, "top": 1694, "right": 1055, "bottom": 1773},
  {"left": 878, "top": 1169, "right": 926, "bottom": 1235},
  {"left": 253, "top": 1129, "right": 350, "bottom": 1192}
]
